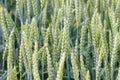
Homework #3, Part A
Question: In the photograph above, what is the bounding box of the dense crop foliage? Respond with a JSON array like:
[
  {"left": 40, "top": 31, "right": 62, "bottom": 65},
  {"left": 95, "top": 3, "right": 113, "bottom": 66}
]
[{"left": 0, "top": 0, "right": 120, "bottom": 80}]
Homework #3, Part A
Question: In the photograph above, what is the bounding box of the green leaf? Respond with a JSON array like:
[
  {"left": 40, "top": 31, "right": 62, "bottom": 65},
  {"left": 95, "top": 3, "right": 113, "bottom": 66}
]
[{"left": 106, "top": 10, "right": 113, "bottom": 34}]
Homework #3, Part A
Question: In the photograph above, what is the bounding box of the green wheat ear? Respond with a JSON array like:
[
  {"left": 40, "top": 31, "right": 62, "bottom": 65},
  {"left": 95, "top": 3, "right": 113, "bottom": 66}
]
[
  {"left": 19, "top": 33, "right": 25, "bottom": 80},
  {"left": 7, "top": 28, "right": 15, "bottom": 80},
  {"left": 32, "top": 41, "right": 41, "bottom": 80},
  {"left": 80, "top": 25, "right": 87, "bottom": 55},
  {"left": 46, "top": 47, "right": 54, "bottom": 80},
  {"left": 0, "top": 4, "right": 9, "bottom": 41},
  {"left": 111, "top": 32, "right": 120, "bottom": 80},
  {"left": 0, "top": 4, "right": 9, "bottom": 70},
  {"left": 4, "top": 8, "right": 14, "bottom": 33},
  {"left": 12, "top": 66, "right": 18, "bottom": 80},
  {"left": 26, "top": 0, "right": 31, "bottom": 19},
  {"left": 53, "top": 9, "right": 62, "bottom": 68},
  {"left": 1, "top": 0, "right": 120, "bottom": 80},
  {"left": 86, "top": 70, "right": 90, "bottom": 80},
  {"left": 80, "top": 54, "right": 86, "bottom": 80},
  {"left": 71, "top": 51, "right": 79, "bottom": 80},
  {"left": 31, "top": 0, "right": 39, "bottom": 16},
  {"left": 56, "top": 52, "right": 66, "bottom": 80},
  {"left": 16, "top": 0, "right": 23, "bottom": 19}
]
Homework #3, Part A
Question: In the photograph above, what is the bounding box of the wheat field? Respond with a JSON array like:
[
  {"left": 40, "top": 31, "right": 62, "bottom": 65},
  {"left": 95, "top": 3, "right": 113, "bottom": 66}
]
[{"left": 0, "top": 0, "right": 120, "bottom": 80}]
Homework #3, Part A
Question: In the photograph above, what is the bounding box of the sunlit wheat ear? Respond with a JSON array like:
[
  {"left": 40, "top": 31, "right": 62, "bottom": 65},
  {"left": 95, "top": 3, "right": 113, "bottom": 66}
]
[
  {"left": 108, "top": 9, "right": 117, "bottom": 55},
  {"left": 96, "top": 17, "right": 106, "bottom": 80},
  {"left": 21, "top": 20, "right": 34, "bottom": 80},
  {"left": 63, "top": 18, "right": 70, "bottom": 54},
  {"left": 53, "top": 27, "right": 59, "bottom": 67},
  {"left": 0, "top": 4, "right": 9, "bottom": 41},
  {"left": 42, "top": 0, "right": 48, "bottom": 26},
  {"left": 26, "top": 0, "right": 31, "bottom": 19},
  {"left": 49, "top": 25, "right": 53, "bottom": 45},
  {"left": 7, "top": 28, "right": 15, "bottom": 80},
  {"left": 0, "top": 5, "right": 9, "bottom": 70},
  {"left": 56, "top": 32, "right": 62, "bottom": 69},
  {"left": 23, "top": 21, "right": 31, "bottom": 65},
  {"left": 96, "top": 30, "right": 107, "bottom": 80},
  {"left": 40, "top": 0, "right": 46, "bottom": 9},
  {"left": 46, "top": 47, "right": 54, "bottom": 80},
  {"left": 53, "top": 9, "right": 62, "bottom": 68},
  {"left": 80, "top": 54, "right": 86, "bottom": 80},
  {"left": 41, "top": 27, "right": 50, "bottom": 80},
  {"left": 19, "top": 24, "right": 30, "bottom": 80},
  {"left": 29, "top": 18, "right": 37, "bottom": 47},
  {"left": 79, "top": 25, "right": 87, "bottom": 80},
  {"left": 16, "top": 0, "right": 23, "bottom": 19},
  {"left": 86, "top": 32, "right": 91, "bottom": 69},
  {"left": 19, "top": 35, "right": 24, "bottom": 80},
  {"left": 74, "top": 38, "right": 79, "bottom": 61},
  {"left": 91, "top": 9, "right": 102, "bottom": 68},
  {"left": 27, "top": 18, "right": 39, "bottom": 79},
  {"left": 111, "top": 32, "right": 120, "bottom": 80},
  {"left": 32, "top": 41, "right": 41, "bottom": 80},
  {"left": 71, "top": 51, "right": 79, "bottom": 80},
  {"left": 105, "top": 60, "right": 110, "bottom": 80},
  {"left": 86, "top": 0, "right": 93, "bottom": 19},
  {"left": 44, "top": 27, "right": 50, "bottom": 46},
  {"left": 56, "top": 52, "right": 66, "bottom": 80},
  {"left": 29, "top": 18, "right": 39, "bottom": 50},
  {"left": 96, "top": 41, "right": 104, "bottom": 80},
  {"left": 31, "top": 0, "right": 39, "bottom": 16},
  {"left": 86, "top": 70, "right": 90, "bottom": 80},
  {"left": 80, "top": 25, "right": 86, "bottom": 55},
  {"left": 4, "top": 7, "right": 20, "bottom": 44},
  {"left": 75, "top": 0, "right": 82, "bottom": 27},
  {"left": 102, "top": 21, "right": 110, "bottom": 80},
  {"left": 12, "top": 66, "right": 18, "bottom": 80},
  {"left": 4, "top": 8, "right": 14, "bottom": 33},
  {"left": 66, "top": 0, "right": 73, "bottom": 27},
  {"left": 32, "top": 20, "right": 39, "bottom": 43}
]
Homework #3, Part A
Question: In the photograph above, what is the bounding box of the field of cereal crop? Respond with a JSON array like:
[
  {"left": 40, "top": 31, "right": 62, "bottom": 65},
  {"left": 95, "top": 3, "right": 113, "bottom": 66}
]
[{"left": 0, "top": 0, "right": 120, "bottom": 80}]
